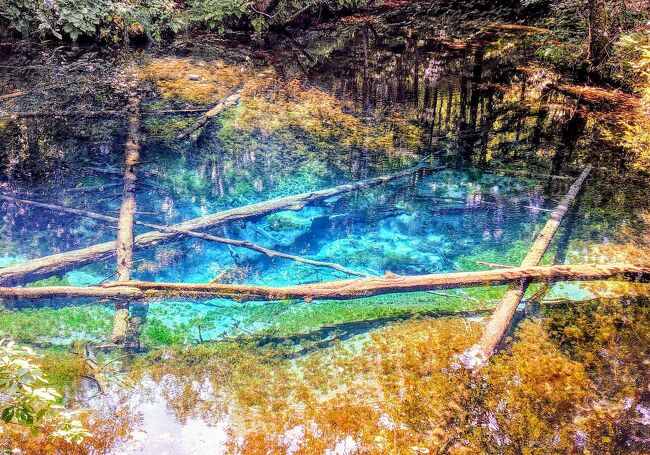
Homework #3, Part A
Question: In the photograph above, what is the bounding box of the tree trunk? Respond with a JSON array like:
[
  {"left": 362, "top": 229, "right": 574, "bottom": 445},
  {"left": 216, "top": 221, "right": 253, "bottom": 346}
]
[
  {"left": 474, "top": 165, "right": 592, "bottom": 361},
  {"left": 112, "top": 94, "right": 141, "bottom": 345},
  {"left": 588, "top": 0, "right": 609, "bottom": 66},
  {"left": 0, "top": 194, "right": 368, "bottom": 278},
  {"left": 176, "top": 91, "right": 241, "bottom": 140},
  {"left": 0, "top": 263, "right": 646, "bottom": 301}
]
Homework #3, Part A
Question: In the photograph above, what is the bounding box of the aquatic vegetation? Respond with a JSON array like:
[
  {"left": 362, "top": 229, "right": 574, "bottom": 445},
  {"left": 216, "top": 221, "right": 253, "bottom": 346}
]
[
  {"left": 457, "top": 239, "right": 555, "bottom": 270},
  {"left": 119, "top": 310, "right": 650, "bottom": 453},
  {"left": 0, "top": 306, "right": 113, "bottom": 345},
  {"left": 235, "top": 76, "right": 423, "bottom": 156},
  {"left": 139, "top": 57, "right": 249, "bottom": 104},
  {"left": 144, "top": 116, "right": 197, "bottom": 143},
  {"left": 140, "top": 57, "right": 423, "bottom": 164},
  {"left": 26, "top": 276, "right": 72, "bottom": 288},
  {"left": 1, "top": 3, "right": 650, "bottom": 452},
  {"left": 142, "top": 315, "right": 191, "bottom": 346}
]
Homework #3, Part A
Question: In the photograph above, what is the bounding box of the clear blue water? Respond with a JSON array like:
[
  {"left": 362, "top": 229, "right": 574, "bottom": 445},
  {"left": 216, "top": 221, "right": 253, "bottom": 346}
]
[
  {"left": 0, "top": 150, "right": 568, "bottom": 343},
  {"left": 1, "top": 161, "right": 552, "bottom": 283}
]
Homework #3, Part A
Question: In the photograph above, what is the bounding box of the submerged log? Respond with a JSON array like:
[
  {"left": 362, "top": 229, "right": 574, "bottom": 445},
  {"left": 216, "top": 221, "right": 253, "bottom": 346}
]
[
  {"left": 474, "top": 165, "right": 592, "bottom": 360},
  {"left": 0, "top": 196, "right": 118, "bottom": 223},
  {"left": 64, "top": 182, "right": 123, "bottom": 193},
  {"left": 0, "top": 83, "right": 64, "bottom": 102},
  {"left": 0, "top": 163, "right": 439, "bottom": 286},
  {"left": 176, "top": 90, "right": 242, "bottom": 140},
  {"left": 0, "top": 195, "right": 367, "bottom": 277},
  {"left": 0, "top": 90, "right": 26, "bottom": 101},
  {"left": 0, "top": 108, "right": 210, "bottom": 119},
  {"left": 115, "top": 95, "right": 141, "bottom": 283},
  {"left": 0, "top": 263, "right": 647, "bottom": 301},
  {"left": 431, "top": 166, "right": 594, "bottom": 451},
  {"left": 0, "top": 110, "right": 125, "bottom": 119},
  {"left": 112, "top": 94, "right": 141, "bottom": 344}
]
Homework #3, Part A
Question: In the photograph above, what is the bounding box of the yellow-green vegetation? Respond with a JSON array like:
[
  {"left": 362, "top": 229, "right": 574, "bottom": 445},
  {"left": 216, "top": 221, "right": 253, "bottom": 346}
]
[
  {"left": 119, "top": 292, "right": 649, "bottom": 453},
  {"left": 126, "top": 293, "right": 496, "bottom": 348},
  {"left": 0, "top": 306, "right": 113, "bottom": 345},
  {"left": 616, "top": 32, "right": 650, "bottom": 171},
  {"left": 139, "top": 57, "right": 423, "bottom": 159},
  {"left": 144, "top": 116, "right": 196, "bottom": 142},
  {"left": 26, "top": 276, "right": 72, "bottom": 288},
  {"left": 457, "top": 239, "right": 556, "bottom": 271},
  {"left": 139, "top": 57, "right": 249, "bottom": 104},
  {"left": 38, "top": 348, "right": 86, "bottom": 395}
]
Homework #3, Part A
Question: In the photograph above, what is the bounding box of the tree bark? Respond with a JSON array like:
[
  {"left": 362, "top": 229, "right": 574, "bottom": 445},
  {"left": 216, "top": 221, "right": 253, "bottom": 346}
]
[
  {"left": 0, "top": 163, "right": 441, "bottom": 286},
  {"left": 474, "top": 165, "right": 592, "bottom": 360},
  {"left": 112, "top": 94, "right": 140, "bottom": 344},
  {"left": 588, "top": 0, "right": 609, "bottom": 66},
  {"left": 0, "top": 108, "right": 209, "bottom": 119},
  {"left": 176, "top": 91, "right": 241, "bottom": 140},
  {"left": 0, "top": 263, "right": 646, "bottom": 301}
]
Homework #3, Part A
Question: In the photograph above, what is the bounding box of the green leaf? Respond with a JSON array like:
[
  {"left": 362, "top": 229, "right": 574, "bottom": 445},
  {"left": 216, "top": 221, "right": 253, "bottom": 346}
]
[
  {"left": 36, "top": 408, "right": 46, "bottom": 421},
  {"left": 1, "top": 407, "right": 15, "bottom": 423}
]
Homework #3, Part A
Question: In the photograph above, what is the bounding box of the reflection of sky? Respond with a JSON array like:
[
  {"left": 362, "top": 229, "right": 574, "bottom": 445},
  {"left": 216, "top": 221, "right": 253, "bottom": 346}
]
[{"left": 103, "top": 378, "right": 230, "bottom": 455}]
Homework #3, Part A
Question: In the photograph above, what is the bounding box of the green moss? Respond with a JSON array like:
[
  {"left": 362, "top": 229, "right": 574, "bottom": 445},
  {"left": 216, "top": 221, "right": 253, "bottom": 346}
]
[
  {"left": 142, "top": 317, "right": 190, "bottom": 346},
  {"left": 239, "top": 291, "right": 495, "bottom": 338},
  {"left": 26, "top": 275, "right": 72, "bottom": 288},
  {"left": 144, "top": 117, "right": 196, "bottom": 143},
  {"left": 266, "top": 213, "right": 311, "bottom": 231},
  {"left": 0, "top": 306, "right": 112, "bottom": 344},
  {"left": 457, "top": 238, "right": 557, "bottom": 271}
]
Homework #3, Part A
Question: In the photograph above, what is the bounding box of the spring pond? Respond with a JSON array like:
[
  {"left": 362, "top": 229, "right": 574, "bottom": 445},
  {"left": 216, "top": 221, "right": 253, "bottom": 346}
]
[{"left": 1, "top": 10, "right": 649, "bottom": 454}]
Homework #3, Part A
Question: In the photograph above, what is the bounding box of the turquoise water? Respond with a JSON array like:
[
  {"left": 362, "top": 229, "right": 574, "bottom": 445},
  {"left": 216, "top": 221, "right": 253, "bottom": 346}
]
[
  {"left": 0, "top": 18, "right": 647, "bottom": 348},
  {"left": 3, "top": 167, "right": 550, "bottom": 281},
  {"left": 0, "top": 158, "right": 556, "bottom": 341}
]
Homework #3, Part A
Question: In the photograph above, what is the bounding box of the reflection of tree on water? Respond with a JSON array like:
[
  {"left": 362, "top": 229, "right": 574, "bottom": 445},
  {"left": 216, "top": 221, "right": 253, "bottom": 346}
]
[{"left": 282, "top": 18, "right": 610, "bottom": 177}]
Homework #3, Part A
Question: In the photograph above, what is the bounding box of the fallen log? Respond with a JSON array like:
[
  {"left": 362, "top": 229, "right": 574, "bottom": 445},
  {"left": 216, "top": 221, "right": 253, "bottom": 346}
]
[
  {"left": 115, "top": 95, "right": 141, "bottom": 282},
  {"left": 82, "top": 166, "right": 124, "bottom": 177},
  {"left": 476, "top": 261, "right": 513, "bottom": 269},
  {"left": 0, "top": 108, "right": 210, "bottom": 119},
  {"left": 474, "top": 165, "right": 593, "bottom": 361},
  {"left": 0, "top": 83, "right": 63, "bottom": 102},
  {"left": 112, "top": 93, "right": 141, "bottom": 344},
  {"left": 0, "top": 263, "right": 647, "bottom": 301},
  {"left": 0, "top": 163, "right": 439, "bottom": 286},
  {"left": 0, "top": 195, "right": 367, "bottom": 277},
  {"left": 0, "top": 110, "right": 125, "bottom": 119},
  {"left": 0, "top": 90, "right": 26, "bottom": 101},
  {"left": 485, "top": 168, "right": 574, "bottom": 181},
  {"left": 176, "top": 90, "right": 242, "bottom": 140},
  {"left": 64, "top": 183, "right": 123, "bottom": 193},
  {"left": 142, "top": 108, "right": 211, "bottom": 115},
  {"left": 163, "top": 230, "right": 367, "bottom": 277},
  {"left": 430, "top": 165, "right": 593, "bottom": 450},
  {"left": 0, "top": 196, "right": 118, "bottom": 223}
]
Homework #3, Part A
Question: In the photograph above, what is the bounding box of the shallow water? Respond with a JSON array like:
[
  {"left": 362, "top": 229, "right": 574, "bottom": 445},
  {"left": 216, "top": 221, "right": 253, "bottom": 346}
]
[{"left": 0, "top": 11, "right": 649, "bottom": 453}]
